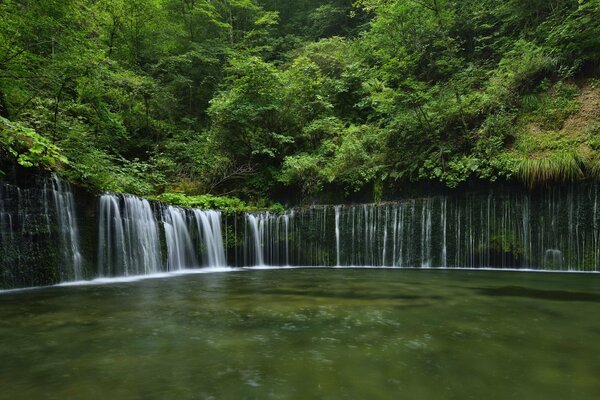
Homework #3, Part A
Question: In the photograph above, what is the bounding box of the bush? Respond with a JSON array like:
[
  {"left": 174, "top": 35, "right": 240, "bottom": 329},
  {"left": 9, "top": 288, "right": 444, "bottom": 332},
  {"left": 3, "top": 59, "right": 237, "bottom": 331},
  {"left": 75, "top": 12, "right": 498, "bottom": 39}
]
[{"left": 0, "top": 117, "right": 68, "bottom": 175}]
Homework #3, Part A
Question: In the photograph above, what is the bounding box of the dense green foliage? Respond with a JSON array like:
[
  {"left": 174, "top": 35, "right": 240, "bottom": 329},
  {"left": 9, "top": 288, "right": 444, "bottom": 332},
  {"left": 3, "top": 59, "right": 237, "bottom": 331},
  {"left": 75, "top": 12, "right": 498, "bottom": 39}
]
[
  {"left": 154, "top": 191, "right": 284, "bottom": 213},
  {"left": 1, "top": 0, "right": 599, "bottom": 202},
  {"left": 0, "top": 116, "right": 68, "bottom": 175}
]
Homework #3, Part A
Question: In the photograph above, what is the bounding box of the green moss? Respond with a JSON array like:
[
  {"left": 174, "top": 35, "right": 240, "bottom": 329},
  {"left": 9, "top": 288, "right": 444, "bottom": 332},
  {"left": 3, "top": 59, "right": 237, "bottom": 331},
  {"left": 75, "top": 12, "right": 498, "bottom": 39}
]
[
  {"left": 581, "top": 251, "right": 598, "bottom": 272},
  {"left": 486, "top": 231, "right": 525, "bottom": 258}
]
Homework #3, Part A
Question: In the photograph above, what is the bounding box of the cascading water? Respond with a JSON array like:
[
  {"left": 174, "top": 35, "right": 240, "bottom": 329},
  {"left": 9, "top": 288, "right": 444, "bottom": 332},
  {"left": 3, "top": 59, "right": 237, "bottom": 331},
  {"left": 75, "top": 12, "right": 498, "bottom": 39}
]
[
  {"left": 4, "top": 175, "right": 600, "bottom": 290},
  {"left": 51, "top": 174, "right": 83, "bottom": 280},
  {"left": 96, "top": 196, "right": 228, "bottom": 275},
  {"left": 245, "top": 211, "right": 298, "bottom": 266},
  {"left": 237, "top": 186, "right": 600, "bottom": 271},
  {"left": 123, "top": 195, "right": 162, "bottom": 274},
  {"left": 163, "top": 206, "right": 198, "bottom": 270},
  {"left": 0, "top": 174, "right": 84, "bottom": 288},
  {"left": 97, "top": 194, "right": 162, "bottom": 276},
  {"left": 246, "top": 213, "right": 266, "bottom": 266},
  {"left": 193, "top": 210, "right": 227, "bottom": 267},
  {"left": 97, "top": 195, "right": 123, "bottom": 276},
  {"left": 335, "top": 206, "right": 341, "bottom": 266}
]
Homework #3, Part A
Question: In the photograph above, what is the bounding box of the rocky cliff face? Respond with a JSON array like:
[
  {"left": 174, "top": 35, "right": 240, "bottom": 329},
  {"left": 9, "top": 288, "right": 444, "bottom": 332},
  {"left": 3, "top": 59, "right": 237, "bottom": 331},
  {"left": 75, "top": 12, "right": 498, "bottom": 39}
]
[{"left": 0, "top": 168, "right": 98, "bottom": 288}]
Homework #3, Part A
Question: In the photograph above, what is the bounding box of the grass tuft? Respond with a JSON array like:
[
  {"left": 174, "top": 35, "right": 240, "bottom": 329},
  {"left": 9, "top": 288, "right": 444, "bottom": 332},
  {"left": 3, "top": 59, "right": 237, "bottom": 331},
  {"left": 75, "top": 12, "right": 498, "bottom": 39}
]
[{"left": 516, "top": 152, "right": 584, "bottom": 187}]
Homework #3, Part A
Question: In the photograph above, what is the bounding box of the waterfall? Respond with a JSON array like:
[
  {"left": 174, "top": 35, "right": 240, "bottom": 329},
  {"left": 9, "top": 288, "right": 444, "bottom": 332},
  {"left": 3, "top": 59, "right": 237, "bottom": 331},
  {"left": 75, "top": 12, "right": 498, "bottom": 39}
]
[
  {"left": 237, "top": 187, "right": 600, "bottom": 271},
  {"left": 335, "top": 206, "right": 341, "bottom": 266},
  {"left": 97, "top": 196, "right": 228, "bottom": 274},
  {"left": 51, "top": 175, "right": 83, "bottom": 280},
  {"left": 382, "top": 207, "right": 388, "bottom": 266},
  {"left": 97, "top": 195, "right": 123, "bottom": 276},
  {"left": 544, "top": 249, "right": 563, "bottom": 269},
  {"left": 284, "top": 213, "right": 290, "bottom": 265},
  {"left": 5, "top": 175, "right": 600, "bottom": 290},
  {"left": 1, "top": 174, "right": 84, "bottom": 287},
  {"left": 123, "top": 195, "right": 162, "bottom": 274},
  {"left": 420, "top": 199, "right": 432, "bottom": 268},
  {"left": 441, "top": 198, "right": 447, "bottom": 269},
  {"left": 192, "top": 209, "right": 226, "bottom": 267},
  {"left": 97, "top": 194, "right": 162, "bottom": 276},
  {"left": 245, "top": 210, "right": 321, "bottom": 266},
  {"left": 96, "top": 195, "right": 230, "bottom": 276},
  {"left": 0, "top": 183, "right": 15, "bottom": 244},
  {"left": 163, "top": 206, "right": 197, "bottom": 270},
  {"left": 391, "top": 208, "right": 398, "bottom": 267},
  {"left": 247, "top": 213, "right": 265, "bottom": 266}
]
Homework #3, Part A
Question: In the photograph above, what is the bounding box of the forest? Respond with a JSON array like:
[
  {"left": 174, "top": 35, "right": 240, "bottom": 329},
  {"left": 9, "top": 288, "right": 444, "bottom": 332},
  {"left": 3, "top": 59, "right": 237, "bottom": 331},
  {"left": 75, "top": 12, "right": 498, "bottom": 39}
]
[{"left": 1, "top": 0, "right": 599, "bottom": 206}]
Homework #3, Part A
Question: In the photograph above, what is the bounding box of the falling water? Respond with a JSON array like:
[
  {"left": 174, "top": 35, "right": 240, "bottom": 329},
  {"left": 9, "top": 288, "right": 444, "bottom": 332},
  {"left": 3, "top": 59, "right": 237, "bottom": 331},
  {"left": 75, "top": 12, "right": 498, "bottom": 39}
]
[
  {"left": 97, "top": 194, "right": 162, "bottom": 276},
  {"left": 163, "top": 206, "right": 197, "bottom": 270},
  {"left": 97, "top": 194, "right": 123, "bottom": 276},
  {"left": 544, "top": 249, "right": 563, "bottom": 269},
  {"left": 335, "top": 206, "right": 341, "bottom": 266},
  {"left": 284, "top": 213, "right": 290, "bottom": 265},
  {"left": 96, "top": 195, "right": 228, "bottom": 276},
  {"left": 4, "top": 176, "right": 600, "bottom": 290},
  {"left": 192, "top": 209, "right": 227, "bottom": 267},
  {"left": 236, "top": 186, "right": 600, "bottom": 271},
  {"left": 0, "top": 183, "right": 16, "bottom": 246},
  {"left": 51, "top": 175, "right": 83, "bottom": 280},
  {"left": 247, "top": 213, "right": 265, "bottom": 266},
  {"left": 123, "top": 195, "right": 163, "bottom": 274},
  {"left": 1, "top": 174, "right": 84, "bottom": 287},
  {"left": 244, "top": 212, "right": 300, "bottom": 266}
]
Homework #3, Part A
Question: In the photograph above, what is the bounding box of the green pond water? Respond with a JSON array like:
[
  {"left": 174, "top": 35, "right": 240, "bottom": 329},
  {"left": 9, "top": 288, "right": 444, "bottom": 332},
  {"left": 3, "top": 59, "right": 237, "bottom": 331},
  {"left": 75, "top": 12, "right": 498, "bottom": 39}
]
[{"left": 1, "top": 268, "right": 600, "bottom": 400}]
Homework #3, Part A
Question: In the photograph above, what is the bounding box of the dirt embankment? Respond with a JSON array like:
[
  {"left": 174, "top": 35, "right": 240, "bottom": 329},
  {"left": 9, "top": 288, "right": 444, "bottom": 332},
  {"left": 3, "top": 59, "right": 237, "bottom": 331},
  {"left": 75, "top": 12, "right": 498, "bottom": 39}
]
[{"left": 562, "top": 85, "right": 600, "bottom": 133}]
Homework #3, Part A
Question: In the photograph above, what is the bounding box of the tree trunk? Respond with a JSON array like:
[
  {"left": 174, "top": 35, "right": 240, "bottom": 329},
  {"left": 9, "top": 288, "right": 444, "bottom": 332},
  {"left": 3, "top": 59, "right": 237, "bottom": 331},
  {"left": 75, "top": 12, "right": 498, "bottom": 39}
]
[{"left": 52, "top": 78, "right": 70, "bottom": 140}]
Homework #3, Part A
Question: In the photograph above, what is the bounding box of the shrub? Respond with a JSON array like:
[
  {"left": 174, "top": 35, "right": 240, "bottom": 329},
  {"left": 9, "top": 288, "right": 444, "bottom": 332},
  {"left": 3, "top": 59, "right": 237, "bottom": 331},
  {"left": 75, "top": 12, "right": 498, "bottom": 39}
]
[{"left": 0, "top": 117, "right": 68, "bottom": 175}]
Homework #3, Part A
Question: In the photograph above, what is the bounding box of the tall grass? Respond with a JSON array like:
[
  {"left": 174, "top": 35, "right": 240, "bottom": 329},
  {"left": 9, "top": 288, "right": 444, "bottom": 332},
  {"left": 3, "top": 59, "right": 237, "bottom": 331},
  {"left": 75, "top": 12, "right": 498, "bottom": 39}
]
[
  {"left": 588, "top": 159, "right": 600, "bottom": 180},
  {"left": 516, "top": 152, "right": 584, "bottom": 187}
]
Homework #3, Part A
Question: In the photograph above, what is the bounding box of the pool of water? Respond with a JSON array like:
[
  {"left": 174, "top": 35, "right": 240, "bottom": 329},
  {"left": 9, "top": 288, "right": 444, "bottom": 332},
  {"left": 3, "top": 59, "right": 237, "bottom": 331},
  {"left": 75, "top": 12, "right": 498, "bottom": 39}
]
[{"left": 1, "top": 268, "right": 600, "bottom": 399}]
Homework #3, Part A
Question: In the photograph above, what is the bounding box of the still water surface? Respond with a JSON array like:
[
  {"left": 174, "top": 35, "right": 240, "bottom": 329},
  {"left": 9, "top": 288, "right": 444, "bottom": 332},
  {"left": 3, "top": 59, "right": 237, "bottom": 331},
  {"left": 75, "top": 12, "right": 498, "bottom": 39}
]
[{"left": 1, "top": 268, "right": 599, "bottom": 399}]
